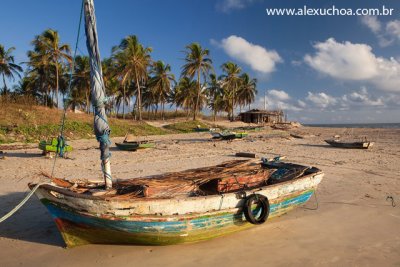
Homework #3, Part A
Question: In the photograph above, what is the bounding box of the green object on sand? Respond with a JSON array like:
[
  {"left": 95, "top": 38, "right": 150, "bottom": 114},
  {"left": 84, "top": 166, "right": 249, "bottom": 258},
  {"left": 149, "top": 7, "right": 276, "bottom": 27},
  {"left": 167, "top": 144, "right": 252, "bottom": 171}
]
[
  {"left": 234, "top": 132, "right": 248, "bottom": 138},
  {"left": 39, "top": 138, "right": 73, "bottom": 154}
]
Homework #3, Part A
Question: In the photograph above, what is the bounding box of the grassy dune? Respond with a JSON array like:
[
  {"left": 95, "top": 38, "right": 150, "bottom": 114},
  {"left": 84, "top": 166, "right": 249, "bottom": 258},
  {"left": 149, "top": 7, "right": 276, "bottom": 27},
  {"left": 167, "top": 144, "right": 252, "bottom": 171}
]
[{"left": 0, "top": 103, "right": 211, "bottom": 144}]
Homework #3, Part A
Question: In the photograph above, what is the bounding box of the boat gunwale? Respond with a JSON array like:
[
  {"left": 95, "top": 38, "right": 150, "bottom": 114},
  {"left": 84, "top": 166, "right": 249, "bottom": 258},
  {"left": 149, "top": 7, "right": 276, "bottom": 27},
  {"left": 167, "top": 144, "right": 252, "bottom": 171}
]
[{"left": 30, "top": 168, "right": 323, "bottom": 203}]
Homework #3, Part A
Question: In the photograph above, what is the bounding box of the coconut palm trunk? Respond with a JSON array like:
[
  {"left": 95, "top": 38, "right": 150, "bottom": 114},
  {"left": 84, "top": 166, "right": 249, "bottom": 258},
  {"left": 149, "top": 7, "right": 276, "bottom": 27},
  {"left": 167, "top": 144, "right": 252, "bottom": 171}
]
[
  {"left": 55, "top": 60, "right": 59, "bottom": 108},
  {"left": 135, "top": 72, "right": 142, "bottom": 121},
  {"left": 122, "top": 85, "right": 126, "bottom": 119},
  {"left": 2, "top": 75, "right": 7, "bottom": 96},
  {"left": 193, "top": 70, "right": 201, "bottom": 120}
]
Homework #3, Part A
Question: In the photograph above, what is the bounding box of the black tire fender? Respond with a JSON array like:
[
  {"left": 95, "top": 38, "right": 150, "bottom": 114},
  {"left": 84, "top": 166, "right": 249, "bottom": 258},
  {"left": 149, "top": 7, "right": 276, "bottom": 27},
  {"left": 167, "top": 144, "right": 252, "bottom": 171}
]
[{"left": 243, "top": 194, "right": 270, "bottom": 224}]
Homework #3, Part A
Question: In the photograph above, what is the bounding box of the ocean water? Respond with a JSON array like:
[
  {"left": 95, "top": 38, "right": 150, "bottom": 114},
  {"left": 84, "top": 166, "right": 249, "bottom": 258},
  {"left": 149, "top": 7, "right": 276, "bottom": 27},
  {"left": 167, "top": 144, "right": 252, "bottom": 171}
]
[{"left": 305, "top": 123, "right": 400, "bottom": 129}]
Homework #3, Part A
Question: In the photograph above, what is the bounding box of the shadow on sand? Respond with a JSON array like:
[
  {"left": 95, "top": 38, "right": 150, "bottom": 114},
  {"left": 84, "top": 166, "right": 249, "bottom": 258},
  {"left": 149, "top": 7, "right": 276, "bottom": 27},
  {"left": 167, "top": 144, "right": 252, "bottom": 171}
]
[
  {"left": 0, "top": 192, "right": 64, "bottom": 247},
  {"left": 2, "top": 152, "right": 43, "bottom": 158},
  {"left": 298, "top": 144, "right": 333, "bottom": 149}
]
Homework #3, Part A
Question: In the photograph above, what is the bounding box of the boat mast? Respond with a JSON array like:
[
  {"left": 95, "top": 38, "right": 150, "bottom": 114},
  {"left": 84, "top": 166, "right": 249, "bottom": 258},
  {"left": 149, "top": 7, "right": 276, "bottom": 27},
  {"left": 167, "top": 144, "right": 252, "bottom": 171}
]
[{"left": 83, "top": 0, "right": 112, "bottom": 189}]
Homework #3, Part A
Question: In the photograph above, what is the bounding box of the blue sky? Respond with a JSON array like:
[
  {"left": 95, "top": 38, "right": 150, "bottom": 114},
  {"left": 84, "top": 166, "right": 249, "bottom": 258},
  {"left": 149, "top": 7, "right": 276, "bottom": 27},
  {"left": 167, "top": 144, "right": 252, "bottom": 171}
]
[{"left": 1, "top": 0, "right": 400, "bottom": 123}]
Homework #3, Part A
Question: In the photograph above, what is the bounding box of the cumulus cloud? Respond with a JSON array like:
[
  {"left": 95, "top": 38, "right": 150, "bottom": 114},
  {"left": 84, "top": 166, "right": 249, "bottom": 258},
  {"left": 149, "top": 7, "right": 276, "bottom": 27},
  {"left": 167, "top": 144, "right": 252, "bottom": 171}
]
[
  {"left": 306, "top": 92, "right": 337, "bottom": 109},
  {"left": 216, "top": 0, "right": 255, "bottom": 12},
  {"left": 304, "top": 38, "right": 378, "bottom": 80},
  {"left": 361, "top": 16, "right": 400, "bottom": 46},
  {"left": 256, "top": 89, "right": 302, "bottom": 111},
  {"left": 361, "top": 16, "right": 381, "bottom": 34},
  {"left": 341, "top": 87, "right": 384, "bottom": 107},
  {"left": 386, "top": 20, "right": 400, "bottom": 41},
  {"left": 215, "top": 35, "right": 282, "bottom": 74},
  {"left": 304, "top": 38, "right": 400, "bottom": 92},
  {"left": 304, "top": 88, "right": 389, "bottom": 111},
  {"left": 267, "top": 89, "right": 290, "bottom": 101}
]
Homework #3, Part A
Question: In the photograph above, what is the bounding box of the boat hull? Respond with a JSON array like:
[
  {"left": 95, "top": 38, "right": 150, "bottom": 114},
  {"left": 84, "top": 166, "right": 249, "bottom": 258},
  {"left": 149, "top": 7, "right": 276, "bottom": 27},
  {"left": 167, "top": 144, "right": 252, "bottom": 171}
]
[
  {"left": 115, "top": 142, "right": 139, "bottom": 151},
  {"left": 33, "top": 172, "right": 323, "bottom": 247},
  {"left": 325, "top": 140, "right": 373, "bottom": 149}
]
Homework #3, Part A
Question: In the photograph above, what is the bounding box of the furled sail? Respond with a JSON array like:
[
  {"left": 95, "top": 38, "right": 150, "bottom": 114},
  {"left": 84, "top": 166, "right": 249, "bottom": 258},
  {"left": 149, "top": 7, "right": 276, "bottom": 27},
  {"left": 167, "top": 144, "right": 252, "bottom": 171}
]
[{"left": 83, "top": 0, "right": 112, "bottom": 189}]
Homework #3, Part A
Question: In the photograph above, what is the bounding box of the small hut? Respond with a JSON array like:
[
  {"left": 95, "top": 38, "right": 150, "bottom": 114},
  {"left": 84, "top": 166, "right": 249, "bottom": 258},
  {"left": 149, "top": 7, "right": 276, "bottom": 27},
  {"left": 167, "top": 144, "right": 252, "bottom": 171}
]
[{"left": 239, "top": 109, "right": 284, "bottom": 124}]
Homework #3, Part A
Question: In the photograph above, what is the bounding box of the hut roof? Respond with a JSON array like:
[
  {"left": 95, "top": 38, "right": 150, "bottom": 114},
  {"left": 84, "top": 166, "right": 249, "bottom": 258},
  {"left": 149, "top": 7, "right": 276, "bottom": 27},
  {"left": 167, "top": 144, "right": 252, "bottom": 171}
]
[{"left": 239, "top": 109, "right": 283, "bottom": 115}]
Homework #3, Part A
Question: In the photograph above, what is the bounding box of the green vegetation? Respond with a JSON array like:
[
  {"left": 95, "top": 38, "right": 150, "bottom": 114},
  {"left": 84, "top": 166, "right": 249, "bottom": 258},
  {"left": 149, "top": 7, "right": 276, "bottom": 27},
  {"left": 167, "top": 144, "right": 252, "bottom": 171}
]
[
  {"left": 163, "top": 120, "right": 210, "bottom": 133},
  {"left": 0, "top": 103, "right": 169, "bottom": 144}
]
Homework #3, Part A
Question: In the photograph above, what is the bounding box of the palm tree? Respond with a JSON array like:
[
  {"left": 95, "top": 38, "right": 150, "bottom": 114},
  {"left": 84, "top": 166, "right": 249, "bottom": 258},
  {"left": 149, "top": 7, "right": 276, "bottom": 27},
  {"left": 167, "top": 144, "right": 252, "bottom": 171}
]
[
  {"left": 0, "top": 45, "right": 23, "bottom": 96},
  {"left": 72, "top": 56, "right": 91, "bottom": 113},
  {"left": 32, "top": 29, "right": 72, "bottom": 108},
  {"left": 148, "top": 60, "right": 175, "bottom": 119},
  {"left": 102, "top": 58, "right": 119, "bottom": 117},
  {"left": 66, "top": 87, "right": 86, "bottom": 112},
  {"left": 112, "top": 35, "right": 152, "bottom": 120},
  {"left": 237, "top": 73, "right": 257, "bottom": 111},
  {"left": 172, "top": 77, "right": 198, "bottom": 119},
  {"left": 206, "top": 74, "right": 224, "bottom": 122},
  {"left": 181, "top": 43, "right": 213, "bottom": 120},
  {"left": 220, "top": 62, "right": 242, "bottom": 121}
]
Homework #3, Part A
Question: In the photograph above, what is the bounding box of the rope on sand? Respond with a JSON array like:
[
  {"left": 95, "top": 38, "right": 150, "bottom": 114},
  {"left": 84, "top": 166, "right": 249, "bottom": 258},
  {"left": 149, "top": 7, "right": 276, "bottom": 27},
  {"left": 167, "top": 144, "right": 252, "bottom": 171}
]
[{"left": 0, "top": 183, "right": 44, "bottom": 223}]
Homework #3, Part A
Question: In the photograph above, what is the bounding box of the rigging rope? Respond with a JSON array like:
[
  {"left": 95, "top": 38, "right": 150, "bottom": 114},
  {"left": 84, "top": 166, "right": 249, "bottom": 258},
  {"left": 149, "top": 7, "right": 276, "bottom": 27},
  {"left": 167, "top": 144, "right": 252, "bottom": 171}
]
[
  {"left": 50, "top": 0, "right": 84, "bottom": 178},
  {"left": 0, "top": 183, "right": 45, "bottom": 223}
]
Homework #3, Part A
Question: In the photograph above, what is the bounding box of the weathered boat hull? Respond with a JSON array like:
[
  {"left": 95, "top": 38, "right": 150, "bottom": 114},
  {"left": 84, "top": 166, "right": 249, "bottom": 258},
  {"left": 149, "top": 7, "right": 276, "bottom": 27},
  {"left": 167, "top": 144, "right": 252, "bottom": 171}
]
[
  {"left": 325, "top": 140, "right": 373, "bottom": 149},
  {"left": 115, "top": 142, "right": 139, "bottom": 151},
  {"left": 33, "top": 171, "right": 323, "bottom": 247}
]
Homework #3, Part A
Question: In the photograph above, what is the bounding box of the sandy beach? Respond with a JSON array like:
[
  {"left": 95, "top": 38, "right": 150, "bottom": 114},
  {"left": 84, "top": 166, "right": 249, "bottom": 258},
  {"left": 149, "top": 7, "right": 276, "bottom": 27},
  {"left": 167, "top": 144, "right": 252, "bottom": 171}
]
[{"left": 0, "top": 126, "right": 399, "bottom": 267}]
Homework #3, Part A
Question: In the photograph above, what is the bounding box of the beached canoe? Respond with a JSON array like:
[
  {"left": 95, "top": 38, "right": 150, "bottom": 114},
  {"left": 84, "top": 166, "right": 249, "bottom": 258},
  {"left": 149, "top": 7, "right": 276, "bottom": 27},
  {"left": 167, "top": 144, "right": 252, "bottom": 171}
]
[
  {"left": 325, "top": 139, "right": 374, "bottom": 149},
  {"left": 39, "top": 138, "right": 73, "bottom": 154},
  {"left": 30, "top": 159, "right": 323, "bottom": 247},
  {"left": 234, "top": 132, "right": 248, "bottom": 138},
  {"left": 211, "top": 131, "right": 248, "bottom": 140},
  {"left": 115, "top": 142, "right": 139, "bottom": 151}
]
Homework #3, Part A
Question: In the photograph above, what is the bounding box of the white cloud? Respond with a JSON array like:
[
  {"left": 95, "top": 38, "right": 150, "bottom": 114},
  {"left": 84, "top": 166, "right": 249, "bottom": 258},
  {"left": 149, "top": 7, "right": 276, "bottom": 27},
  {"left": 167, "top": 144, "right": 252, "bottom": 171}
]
[
  {"left": 306, "top": 92, "right": 337, "bottom": 109},
  {"left": 216, "top": 35, "right": 282, "bottom": 74},
  {"left": 216, "top": 0, "right": 255, "bottom": 12},
  {"left": 291, "top": 60, "right": 302, "bottom": 66},
  {"left": 386, "top": 20, "right": 400, "bottom": 41},
  {"left": 341, "top": 87, "right": 384, "bottom": 107},
  {"left": 257, "top": 89, "right": 302, "bottom": 111},
  {"left": 297, "top": 100, "right": 306, "bottom": 108},
  {"left": 304, "top": 38, "right": 400, "bottom": 92},
  {"left": 267, "top": 89, "right": 290, "bottom": 101},
  {"left": 361, "top": 16, "right": 400, "bottom": 47},
  {"left": 361, "top": 16, "right": 381, "bottom": 34},
  {"left": 304, "top": 38, "right": 378, "bottom": 80}
]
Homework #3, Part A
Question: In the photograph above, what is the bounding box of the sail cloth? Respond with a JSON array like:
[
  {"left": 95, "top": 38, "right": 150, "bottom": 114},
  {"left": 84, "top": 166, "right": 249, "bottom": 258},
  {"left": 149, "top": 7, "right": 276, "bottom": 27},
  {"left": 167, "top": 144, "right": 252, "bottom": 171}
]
[{"left": 83, "top": 0, "right": 112, "bottom": 188}]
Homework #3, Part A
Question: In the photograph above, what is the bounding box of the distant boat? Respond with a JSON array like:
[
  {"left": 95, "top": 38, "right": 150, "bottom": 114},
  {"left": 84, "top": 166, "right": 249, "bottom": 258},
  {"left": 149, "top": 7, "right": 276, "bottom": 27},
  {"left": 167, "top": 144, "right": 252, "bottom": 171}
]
[
  {"left": 211, "top": 131, "right": 248, "bottom": 140},
  {"left": 324, "top": 139, "right": 374, "bottom": 149},
  {"left": 115, "top": 142, "right": 139, "bottom": 151},
  {"left": 122, "top": 134, "right": 155, "bottom": 149}
]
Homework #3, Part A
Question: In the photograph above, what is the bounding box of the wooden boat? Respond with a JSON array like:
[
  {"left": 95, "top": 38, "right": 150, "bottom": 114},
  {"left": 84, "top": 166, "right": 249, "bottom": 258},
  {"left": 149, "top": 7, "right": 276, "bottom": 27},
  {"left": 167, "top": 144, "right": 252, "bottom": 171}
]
[
  {"left": 324, "top": 139, "right": 374, "bottom": 149},
  {"left": 115, "top": 142, "right": 139, "bottom": 151},
  {"left": 123, "top": 134, "right": 155, "bottom": 149},
  {"left": 30, "top": 159, "right": 323, "bottom": 247},
  {"left": 234, "top": 132, "right": 248, "bottom": 138},
  {"left": 211, "top": 131, "right": 248, "bottom": 140},
  {"left": 39, "top": 138, "right": 73, "bottom": 154},
  {"left": 194, "top": 127, "right": 210, "bottom": 132}
]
